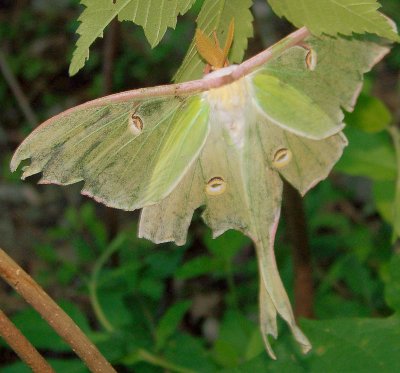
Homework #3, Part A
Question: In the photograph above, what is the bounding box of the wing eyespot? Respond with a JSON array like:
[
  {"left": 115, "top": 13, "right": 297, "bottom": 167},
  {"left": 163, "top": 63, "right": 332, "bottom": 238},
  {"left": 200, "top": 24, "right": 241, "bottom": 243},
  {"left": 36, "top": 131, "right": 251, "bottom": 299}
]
[
  {"left": 272, "top": 148, "right": 292, "bottom": 169},
  {"left": 206, "top": 177, "right": 227, "bottom": 196},
  {"left": 305, "top": 48, "right": 317, "bottom": 71},
  {"left": 129, "top": 114, "right": 143, "bottom": 136},
  {"left": 299, "top": 43, "right": 318, "bottom": 71}
]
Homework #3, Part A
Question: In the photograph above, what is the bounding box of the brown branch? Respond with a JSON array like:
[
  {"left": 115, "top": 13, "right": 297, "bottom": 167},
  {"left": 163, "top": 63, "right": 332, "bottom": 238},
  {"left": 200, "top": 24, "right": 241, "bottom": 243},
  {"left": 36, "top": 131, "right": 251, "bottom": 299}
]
[
  {"left": 103, "top": 19, "right": 119, "bottom": 95},
  {"left": 0, "top": 249, "right": 116, "bottom": 373},
  {"left": 0, "top": 49, "right": 38, "bottom": 128},
  {"left": 283, "top": 182, "right": 314, "bottom": 319},
  {"left": 0, "top": 309, "right": 55, "bottom": 373}
]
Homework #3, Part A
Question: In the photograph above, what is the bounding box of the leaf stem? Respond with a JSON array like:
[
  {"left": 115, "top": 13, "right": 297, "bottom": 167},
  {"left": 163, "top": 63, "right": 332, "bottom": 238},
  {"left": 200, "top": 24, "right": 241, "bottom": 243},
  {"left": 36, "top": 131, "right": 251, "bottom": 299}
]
[
  {"left": 88, "top": 236, "right": 127, "bottom": 332},
  {"left": 135, "top": 294, "right": 157, "bottom": 341},
  {"left": 137, "top": 348, "right": 196, "bottom": 373}
]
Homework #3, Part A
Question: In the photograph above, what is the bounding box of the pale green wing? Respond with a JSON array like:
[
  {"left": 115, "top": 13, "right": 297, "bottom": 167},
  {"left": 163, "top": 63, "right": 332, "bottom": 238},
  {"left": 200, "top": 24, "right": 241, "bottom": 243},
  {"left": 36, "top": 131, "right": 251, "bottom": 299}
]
[
  {"left": 251, "top": 35, "right": 389, "bottom": 140},
  {"left": 11, "top": 95, "right": 209, "bottom": 210},
  {"left": 139, "top": 163, "right": 204, "bottom": 245},
  {"left": 259, "top": 121, "right": 348, "bottom": 196}
]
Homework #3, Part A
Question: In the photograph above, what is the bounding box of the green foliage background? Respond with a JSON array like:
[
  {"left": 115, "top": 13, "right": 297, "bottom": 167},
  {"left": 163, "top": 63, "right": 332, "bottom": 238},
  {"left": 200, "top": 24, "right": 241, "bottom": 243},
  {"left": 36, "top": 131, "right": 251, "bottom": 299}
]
[{"left": 1, "top": 0, "right": 400, "bottom": 372}]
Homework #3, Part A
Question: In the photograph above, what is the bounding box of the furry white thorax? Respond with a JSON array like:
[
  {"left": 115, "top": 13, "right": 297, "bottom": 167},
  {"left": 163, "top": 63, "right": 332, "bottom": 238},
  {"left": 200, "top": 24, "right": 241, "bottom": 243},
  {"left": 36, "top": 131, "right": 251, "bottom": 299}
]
[{"left": 203, "top": 73, "right": 250, "bottom": 148}]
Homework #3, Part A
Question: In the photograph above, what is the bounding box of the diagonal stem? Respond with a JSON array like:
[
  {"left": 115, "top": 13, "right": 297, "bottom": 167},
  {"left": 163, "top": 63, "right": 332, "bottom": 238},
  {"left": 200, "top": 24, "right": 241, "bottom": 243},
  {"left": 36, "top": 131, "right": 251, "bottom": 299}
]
[
  {"left": 0, "top": 308, "right": 55, "bottom": 373},
  {"left": 0, "top": 248, "right": 116, "bottom": 373}
]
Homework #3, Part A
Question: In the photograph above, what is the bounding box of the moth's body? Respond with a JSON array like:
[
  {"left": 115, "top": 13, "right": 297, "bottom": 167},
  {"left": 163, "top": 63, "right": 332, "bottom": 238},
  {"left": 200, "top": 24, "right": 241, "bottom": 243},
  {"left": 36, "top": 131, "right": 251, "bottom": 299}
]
[{"left": 205, "top": 67, "right": 250, "bottom": 148}]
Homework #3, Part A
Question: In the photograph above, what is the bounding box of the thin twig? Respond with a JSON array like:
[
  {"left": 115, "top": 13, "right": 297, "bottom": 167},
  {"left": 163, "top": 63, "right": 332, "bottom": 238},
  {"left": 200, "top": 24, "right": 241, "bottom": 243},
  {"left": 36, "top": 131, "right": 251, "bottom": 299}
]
[
  {"left": 0, "top": 248, "right": 116, "bottom": 373},
  {"left": 0, "top": 49, "right": 38, "bottom": 128},
  {"left": 103, "top": 19, "right": 119, "bottom": 96},
  {"left": 0, "top": 309, "right": 55, "bottom": 373},
  {"left": 102, "top": 18, "right": 120, "bottom": 241}
]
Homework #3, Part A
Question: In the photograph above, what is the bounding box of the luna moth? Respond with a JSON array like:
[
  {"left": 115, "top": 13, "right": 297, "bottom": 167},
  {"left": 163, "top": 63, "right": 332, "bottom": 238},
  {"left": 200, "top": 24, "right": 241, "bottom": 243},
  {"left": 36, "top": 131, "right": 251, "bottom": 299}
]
[{"left": 10, "top": 24, "right": 389, "bottom": 358}]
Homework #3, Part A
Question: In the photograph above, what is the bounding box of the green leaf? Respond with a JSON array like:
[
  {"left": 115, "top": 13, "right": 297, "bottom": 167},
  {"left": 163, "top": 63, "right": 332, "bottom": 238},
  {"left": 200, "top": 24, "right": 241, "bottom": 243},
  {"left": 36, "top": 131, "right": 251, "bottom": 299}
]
[
  {"left": 49, "top": 359, "right": 88, "bottom": 373},
  {"left": 388, "top": 127, "right": 400, "bottom": 239},
  {"left": 96, "top": 289, "right": 133, "bottom": 327},
  {"left": 213, "top": 311, "right": 256, "bottom": 367},
  {"left": 219, "top": 354, "right": 304, "bottom": 373},
  {"left": 244, "top": 329, "right": 265, "bottom": 361},
  {"left": 346, "top": 93, "right": 392, "bottom": 133},
  {"left": 384, "top": 254, "right": 400, "bottom": 313},
  {"left": 203, "top": 229, "right": 251, "bottom": 260},
  {"left": 315, "top": 294, "right": 371, "bottom": 319},
  {"left": 144, "top": 248, "right": 185, "bottom": 279},
  {"left": 155, "top": 301, "right": 192, "bottom": 351},
  {"left": 338, "top": 255, "right": 375, "bottom": 301},
  {"left": 175, "top": 255, "right": 218, "bottom": 279},
  {"left": 335, "top": 126, "right": 397, "bottom": 180},
  {"left": 70, "top": 0, "right": 196, "bottom": 75},
  {"left": 0, "top": 362, "right": 87, "bottom": 373},
  {"left": 302, "top": 316, "right": 400, "bottom": 372},
  {"left": 174, "top": 0, "right": 254, "bottom": 82},
  {"left": 267, "top": 0, "right": 400, "bottom": 42},
  {"left": 373, "top": 180, "right": 396, "bottom": 224},
  {"left": 1, "top": 363, "right": 31, "bottom": 373},
  {"left": 139, "top": 276, "right": 164, "bottom": 300},
  {"left": 125, "top": 347, "right": 199, "bottom": 372},
  {"left": 164, "top": 334, "right": 217, "bottom": 372}
]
